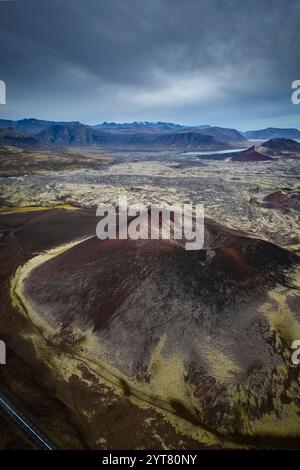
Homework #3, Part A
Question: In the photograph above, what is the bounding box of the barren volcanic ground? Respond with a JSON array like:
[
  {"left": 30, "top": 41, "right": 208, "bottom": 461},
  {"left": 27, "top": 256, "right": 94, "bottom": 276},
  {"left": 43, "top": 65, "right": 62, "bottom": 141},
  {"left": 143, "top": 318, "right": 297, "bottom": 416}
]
[
  {"left": 0, "top": 208, "right": 206, "bottom": 449},
  {"left": 6, "top": 210, "right": 300, "bottom": 449},
  {"left": 1, "top": 148, "right": 299, "bottom": 248},
  {"left": 0, "top": 147, "right": 300, "bottom": 449}
]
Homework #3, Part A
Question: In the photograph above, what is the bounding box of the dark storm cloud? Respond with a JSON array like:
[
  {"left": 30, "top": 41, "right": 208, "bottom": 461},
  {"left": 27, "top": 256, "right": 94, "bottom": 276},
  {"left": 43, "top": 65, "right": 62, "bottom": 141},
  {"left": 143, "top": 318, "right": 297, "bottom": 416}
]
[{"left": 0, "top": 0, "right": 299, "bottom": 128}]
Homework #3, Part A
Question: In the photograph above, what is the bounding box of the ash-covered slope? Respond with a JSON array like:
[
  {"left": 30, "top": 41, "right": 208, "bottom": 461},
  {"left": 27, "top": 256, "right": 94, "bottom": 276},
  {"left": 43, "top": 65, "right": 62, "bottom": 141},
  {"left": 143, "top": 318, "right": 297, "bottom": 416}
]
[{"left": 23, "top": 218, "right": 300, "bottom": 442}]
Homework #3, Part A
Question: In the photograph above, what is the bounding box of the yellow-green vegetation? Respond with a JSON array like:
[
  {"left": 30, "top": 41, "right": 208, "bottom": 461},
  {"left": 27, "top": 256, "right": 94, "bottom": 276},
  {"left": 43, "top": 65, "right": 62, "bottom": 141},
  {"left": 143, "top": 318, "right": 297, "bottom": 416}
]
[
  {"left": 10, "top": 239, "right": 232, "bottom": 447},
  {"left": 0, "top": 204, "right": 79, "bottom": 215},
  {"left": 264, "top": 290, "right": 300, "bottom": 349},
  {"left": 9, "top": 237, "right": 300, "bottom": 448},
  {"left": 197, "top": 342, "right": 241, "bottom": 383},
  {"left": 251, "top": 401, "right": 300, "bottom": 438},
  {"left": 224, "top": 287, "right": 300, "bottom": 440},
  {"left": 284, "top": 243, "right": 300, "bottom": 255}
]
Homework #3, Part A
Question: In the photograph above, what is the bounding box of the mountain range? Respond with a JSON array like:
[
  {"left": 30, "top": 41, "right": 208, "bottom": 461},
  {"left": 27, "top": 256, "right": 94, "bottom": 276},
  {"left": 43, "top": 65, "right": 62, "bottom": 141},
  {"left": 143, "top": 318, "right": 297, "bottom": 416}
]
[
  {"left": 0, "top": 118, "right": 300, "bottom": 150},
  {"left": 0, "top": 117, "right": 79, "bottom": 135},
  {"left": 0, "top": 119, "right": 245, "bottom": 150},
  {"left": 243, "top": 127, "right": 300, "bottom": 140}
]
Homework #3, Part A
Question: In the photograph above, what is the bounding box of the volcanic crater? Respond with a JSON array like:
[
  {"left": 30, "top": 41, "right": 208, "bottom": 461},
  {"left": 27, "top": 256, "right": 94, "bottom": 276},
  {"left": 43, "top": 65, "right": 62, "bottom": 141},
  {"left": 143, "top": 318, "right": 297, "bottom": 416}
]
[{"left": 18, "top": 214, "right": 300, "bottom": 443}]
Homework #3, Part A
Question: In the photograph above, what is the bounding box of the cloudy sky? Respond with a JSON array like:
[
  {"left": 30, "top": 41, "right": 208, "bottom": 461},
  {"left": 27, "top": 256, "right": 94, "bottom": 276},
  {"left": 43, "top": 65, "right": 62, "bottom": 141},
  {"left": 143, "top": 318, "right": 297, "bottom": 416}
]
[{"left": 0, "top": 0, "right": 299, "bottom": 130}]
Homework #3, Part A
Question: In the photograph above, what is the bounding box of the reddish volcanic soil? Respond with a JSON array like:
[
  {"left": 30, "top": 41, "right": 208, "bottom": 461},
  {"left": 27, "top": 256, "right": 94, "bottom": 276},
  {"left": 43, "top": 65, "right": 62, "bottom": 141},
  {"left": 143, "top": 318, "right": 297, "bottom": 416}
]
[
  {"left": 21, "top": 214, "right": 300, "bottom": 444},
  {"left": 1, "top": 208, "right": 209, "bottom": 450},
  {"left": 25, "top": 220, "right": 297, "bottom": 333},
  {"left": 231, "top": 146, "right": 273, "bottom": 162},
  {"left": 263, "top": 190, "right": 300, "bottom": 208}
]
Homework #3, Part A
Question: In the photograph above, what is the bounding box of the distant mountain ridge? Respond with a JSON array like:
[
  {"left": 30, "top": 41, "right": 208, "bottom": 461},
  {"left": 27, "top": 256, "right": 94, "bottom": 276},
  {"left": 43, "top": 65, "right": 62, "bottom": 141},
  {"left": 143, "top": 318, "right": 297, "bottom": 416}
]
[
  {"left": 0, "top": 117, "right": 79, "bottom": 135},
  {"left": 36, "top": 122, "right": 233, "bottom": 150},
  {"left": 0, "top": 118, "right": 212, "bottom": 134},
  {"left": 0, "top": 118, "right": 246, "bottom": 146},
  {"left": 1, "top": 118, "right": 299, "bottom": 150},
  {"left": 243, "top": 127, "right": 300, "bottom": 140},
  {"left": 93, "top": 121, "right": 190, "bottom": 131}
]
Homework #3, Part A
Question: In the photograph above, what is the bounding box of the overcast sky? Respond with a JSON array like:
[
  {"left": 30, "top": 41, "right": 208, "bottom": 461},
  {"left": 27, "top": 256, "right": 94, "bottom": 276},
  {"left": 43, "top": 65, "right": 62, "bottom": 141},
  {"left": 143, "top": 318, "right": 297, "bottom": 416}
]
[{"left": 0, "top": 0, "right": 299, "bottom": 130}]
